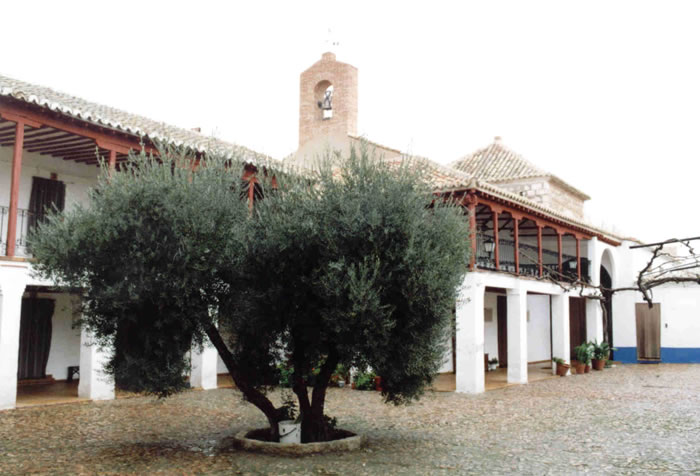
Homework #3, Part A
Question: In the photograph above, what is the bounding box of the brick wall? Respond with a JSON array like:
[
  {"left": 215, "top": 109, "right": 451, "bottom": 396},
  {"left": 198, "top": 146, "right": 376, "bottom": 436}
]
[{"left": 299, "top": 52, "right": 358, "bottom": 148}]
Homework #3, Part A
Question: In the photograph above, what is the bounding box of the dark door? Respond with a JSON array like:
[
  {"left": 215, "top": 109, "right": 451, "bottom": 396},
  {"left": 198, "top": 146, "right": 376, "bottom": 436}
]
[
  {"left": 28, "top": 176, "right": 66, "bottom": 231},
  {"left": 17, "top": 298, "right": 55, "bottom": 380},
  {"left": 497, "top": 295, "right": 507, "bottom": 367},
  {"left": 636, "top": 303, "right": 661, "bottom": 360},
  {"left": 569, "top": 297, "right": 586, "bottom": 360}
]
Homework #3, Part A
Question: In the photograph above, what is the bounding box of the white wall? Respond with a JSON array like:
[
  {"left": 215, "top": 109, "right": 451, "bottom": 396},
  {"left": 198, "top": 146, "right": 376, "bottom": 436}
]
[{"left": 527, "top": 294, "right": 551, "bottom": 362}]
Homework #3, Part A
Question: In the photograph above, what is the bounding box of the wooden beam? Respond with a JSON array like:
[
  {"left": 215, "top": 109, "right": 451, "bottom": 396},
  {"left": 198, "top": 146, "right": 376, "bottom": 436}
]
[
  {"left": 557, "top": 232, "right": 563, "bottom": 275},
  {"left": 514, "top": 217, "right": 520, "bottom": 275},
  {"left": 0, "top": 111, "right": 42, "bottom": 129},
  {"left": 5, "top": 121, "right": 24, "bottom": 257},
  {"left": 109, "top": 149, "right": 116, "bottom": 176},
  {"left": 576, "top": 237, "right": 581, "bottom": 281},
  {"left": 25, "top": 136, "right": 92, "bottom": 151},
  {"left": 537, "top": 225, "right": 543, "bottom": 277},
  {"left": 465, "top": 192, "right": 478, "bottom": 270},
  {"left": 493, "top": 209, "right": 500, "bottom": 271},
  {"left": 0, "top": 102, "right": 156, "bottom": 156}
]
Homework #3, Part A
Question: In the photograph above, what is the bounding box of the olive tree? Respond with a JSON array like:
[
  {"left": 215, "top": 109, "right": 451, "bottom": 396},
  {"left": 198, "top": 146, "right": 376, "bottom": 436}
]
[{"left": 30, "top": 144, "right": 470, "bottom": 443}]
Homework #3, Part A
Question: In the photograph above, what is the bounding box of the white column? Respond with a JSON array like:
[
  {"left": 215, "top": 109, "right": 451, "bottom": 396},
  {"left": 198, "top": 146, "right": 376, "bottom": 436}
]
[
  {"left": 190, "top": 339, "right": 218, "bottom": 390},
  {"left": 455, "top": 273, "right": 485, "bottom": 394},
  {"left": 507, "top": 286, "right": 528, "bottom": 384},
  {"left": 588, "top": 237, "right": 601, "bottom": 286},
  {"left": 78, "top": 327, "right": 115, "bottom": 400},
  {"left": 586, "top": 298, "right": 604, "bottom": 343},
  {"left": 551, "top": 294, "right": 571, "bottom": 375},
  {"left": 0, "top": 268, "right": 27, "bottom": 411}
]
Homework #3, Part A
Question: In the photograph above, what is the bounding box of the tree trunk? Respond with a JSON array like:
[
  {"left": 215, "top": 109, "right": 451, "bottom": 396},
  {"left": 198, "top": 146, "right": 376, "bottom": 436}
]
[
  {"left": 205, "top": 324, "right": 281, "bottom": 441},
  {"left": 307, "top": 348, "right": 339, "bottom": 442}
]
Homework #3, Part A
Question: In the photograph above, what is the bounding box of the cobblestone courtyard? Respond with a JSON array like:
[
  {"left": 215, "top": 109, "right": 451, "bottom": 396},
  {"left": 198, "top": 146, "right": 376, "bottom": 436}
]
[{"left": 1, "top": 365, "right": 699, "bottom": 475}]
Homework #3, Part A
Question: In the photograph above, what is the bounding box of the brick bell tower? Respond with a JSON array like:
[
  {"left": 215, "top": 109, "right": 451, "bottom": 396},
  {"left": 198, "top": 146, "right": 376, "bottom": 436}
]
[{"left": 298, "top": 52, "right": 358, "bottom": 149}]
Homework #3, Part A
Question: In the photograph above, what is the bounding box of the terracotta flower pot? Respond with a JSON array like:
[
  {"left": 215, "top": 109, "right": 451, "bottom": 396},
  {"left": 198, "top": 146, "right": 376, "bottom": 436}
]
[
  {"left": 592, "top": 359, "right": 606, "bottom": 371},
  {"left": 584, "top": 364, "right": 591, "bottom": 373},
  {"left": 574, "top": 362, "right": 586, "bottom": 374},
  {"left": 374, "top": 376, "right": 382, "bottom": 392},
  {"left": 556, "top": 363, "right": 570, "bottom": 377}
]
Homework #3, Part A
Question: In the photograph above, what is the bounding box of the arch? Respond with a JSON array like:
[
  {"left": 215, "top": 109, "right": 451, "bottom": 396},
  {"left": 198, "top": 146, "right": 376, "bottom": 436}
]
[
  {"left": 600, "top": 247, "right": 616, "bottom": 289},
  {"left": 314, "top": 80, "right": 333, "bottom": 119}
]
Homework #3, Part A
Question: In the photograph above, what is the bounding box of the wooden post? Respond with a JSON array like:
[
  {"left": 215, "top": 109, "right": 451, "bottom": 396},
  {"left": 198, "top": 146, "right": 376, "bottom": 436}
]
[
  {"left": 5, "top": 121, "right": 24, "bottom": 257},
  {"left": 557, "top": 232, "right": 563, "bottom": 276},
  {"left": 108, "top": 149, "right": 117, "bottom": 176},
  {"left": 576, "top": 236, "right": 581, "bottom": 281},
  {"left": 466, "top": 193, "right": 478, "bottom": 270},
  {"left": 492, "top": 210, "right": 500, "bottom": 271},
  {"left": 513, "top": 217, "right": 520, "bottom": 275},
  {"left": 537, "top": 224, "right": 543, "bottom": 278}
]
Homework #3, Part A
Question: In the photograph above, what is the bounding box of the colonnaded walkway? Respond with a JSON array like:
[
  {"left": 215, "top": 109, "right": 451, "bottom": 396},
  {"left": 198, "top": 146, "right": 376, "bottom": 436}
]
[{"left": 1, "top": 365, "right": 699, "bottom": 474}]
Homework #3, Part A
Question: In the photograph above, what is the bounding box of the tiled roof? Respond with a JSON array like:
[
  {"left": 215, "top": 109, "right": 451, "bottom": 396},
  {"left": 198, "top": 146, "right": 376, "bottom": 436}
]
[
  {"left": 451, "top": 137, "right": 590, "bottom": 200},
  {"left": 0, "top": 73, "right": 277, "bottom": 167},
  {"left": 446, "top": 177, "right": 623, "bottom": 243}
]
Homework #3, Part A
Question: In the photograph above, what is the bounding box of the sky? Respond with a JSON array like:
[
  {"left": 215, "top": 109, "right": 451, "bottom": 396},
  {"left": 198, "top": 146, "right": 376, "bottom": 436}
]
[{"left": 2, "top": 1, "right": 699, "bottom": 243}]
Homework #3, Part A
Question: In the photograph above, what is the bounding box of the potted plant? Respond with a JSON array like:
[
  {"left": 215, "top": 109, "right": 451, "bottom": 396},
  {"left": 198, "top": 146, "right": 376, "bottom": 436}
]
[
  {"left": 574, "top": 343, "right": 592, "bottom": 374},
  {"left": 488, "top": 358, "right": 499, "bottom": 372},
  {"left": 553, "top": 357, "right": 570, "bottom": 377},
  {"left": 353, "top": 369, "right": 377, "bottom": 390},
  {"left": 591, "top": 341, "right": 615, "bottom": 370}
]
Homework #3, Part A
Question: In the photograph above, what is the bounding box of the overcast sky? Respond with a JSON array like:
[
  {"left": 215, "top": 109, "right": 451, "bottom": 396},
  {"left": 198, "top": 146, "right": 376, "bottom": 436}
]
[{"left": 2, "top": 1, "right": 698, "bottom": 243}]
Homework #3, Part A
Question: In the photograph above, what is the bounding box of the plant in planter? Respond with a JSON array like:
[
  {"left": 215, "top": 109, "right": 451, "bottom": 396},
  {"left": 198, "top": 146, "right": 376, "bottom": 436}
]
[
  {"left": 574, "top": 343, "right": 592, "bottom": 374},
  {"left": 591, "top": 341, "right": 616, "bottom": 370},
  {"left": 331, "top": 364, "right": 350, "bottom": 387},
  {"left": 487, "top": 358, "right": 499, "bottom": 372},
  {"left": 353, "top": 369, "right": 377, "bottom": 390},
  {"left": 552, "top": 357, "right": 570, "bottom": 377}
]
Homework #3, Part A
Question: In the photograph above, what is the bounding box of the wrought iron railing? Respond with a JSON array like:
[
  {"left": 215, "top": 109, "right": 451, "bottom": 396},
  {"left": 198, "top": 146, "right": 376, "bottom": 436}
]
[
  {"left": 475, "top": 234, "right": 590, "bottom": 283},
  {"left": 0, "top": 206, "right": 40, "bottom": 258}
]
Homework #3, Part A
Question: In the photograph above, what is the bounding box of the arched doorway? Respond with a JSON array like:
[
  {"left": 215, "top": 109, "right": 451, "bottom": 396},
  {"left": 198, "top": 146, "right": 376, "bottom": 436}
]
[{"left": 600, "top": 249, "right": 615, "bottom": 351}]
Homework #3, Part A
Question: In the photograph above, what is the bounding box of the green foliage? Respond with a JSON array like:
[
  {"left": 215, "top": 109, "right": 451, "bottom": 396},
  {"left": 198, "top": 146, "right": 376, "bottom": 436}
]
[
  {"left": 353, "top": 369, "right": 377, "bottom": 390},
  {"left": 29, "top": 147, "right": 252, "bottom": 397},
  {"left": 591, "top": 340, "right": 615, "bottom": 360},
  {"left": 232, "top": 145, "right": 471, "bottom": 405},
  {"left": 552, "top": 357, "right": 566, "bottom": 365},
  {"left": 29, "top": 141, "right": 470, "bottom": 438},
  {"left": 574, "top": 343, "right": 594, "bottom": 365}
]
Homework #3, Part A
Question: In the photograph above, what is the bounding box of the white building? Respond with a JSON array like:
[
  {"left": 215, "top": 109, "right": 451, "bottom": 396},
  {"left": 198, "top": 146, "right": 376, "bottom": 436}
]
[{"left": 1, "top": 52, "right": 698, "bottom": 411}]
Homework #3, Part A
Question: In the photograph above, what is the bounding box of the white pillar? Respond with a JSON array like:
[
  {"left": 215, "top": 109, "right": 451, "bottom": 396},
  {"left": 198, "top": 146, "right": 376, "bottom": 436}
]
[
  {"left": 551, "top": 294, "right": 571, "bottom": 375},
  {"left": 588, "top": 237, "right": 601, "bottom": 286},
  {"left": 455, "top": 273, "right": 485, "bottom": 394},
  {"left": 78, "top": 327, "right": 115, "bottom": 400},
  {"left": 586, "top": 298, "right": 604, "bottom": 343},
  {"left": 507, "top": 286, "right": 528, "bottom": 384},
  {"left": 0, "top": 269, "right": 27, "bottom": 411},
  {"left": 190, "top": 339, "right": 218, "bottom": 390}
]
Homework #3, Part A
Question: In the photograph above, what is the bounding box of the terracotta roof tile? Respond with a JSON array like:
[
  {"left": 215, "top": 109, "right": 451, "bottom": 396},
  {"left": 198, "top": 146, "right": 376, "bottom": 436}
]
[
  {"left": 451, "top": 137, "right": 590, "bottom": 200},
  {"left": 0, "top": 73, "right": 278, "bottom": 167}
]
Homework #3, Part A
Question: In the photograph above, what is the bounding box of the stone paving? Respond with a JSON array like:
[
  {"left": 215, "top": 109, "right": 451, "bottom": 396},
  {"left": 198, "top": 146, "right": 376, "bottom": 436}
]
[{"left": 1, "top": 364, "right": 699, "bottom": 475}]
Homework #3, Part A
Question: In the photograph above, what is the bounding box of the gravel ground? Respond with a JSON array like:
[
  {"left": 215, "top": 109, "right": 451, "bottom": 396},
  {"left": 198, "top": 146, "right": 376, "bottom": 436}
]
[{"left": 1, "top": 364, "right": 699, "bottom": 475}]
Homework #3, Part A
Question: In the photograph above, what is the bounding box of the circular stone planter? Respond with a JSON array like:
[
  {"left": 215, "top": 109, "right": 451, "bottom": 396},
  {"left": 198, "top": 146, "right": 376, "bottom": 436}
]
[{"left": 234, "top": 429, "right": 364, "bottom": 456}]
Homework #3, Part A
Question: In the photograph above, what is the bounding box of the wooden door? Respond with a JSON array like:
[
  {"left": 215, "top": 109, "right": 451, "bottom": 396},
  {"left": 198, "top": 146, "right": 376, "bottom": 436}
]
[
  {"left": 497, "top": 295, "right": 507, "bottom": 367},
  {"left": 569, "top": 297, "right": 586, "bottom": 360},
  {"left": 635, "top": 303, "right": 661, "bottom": 360},
  {"left": 17, "top": 298, "right": 55, "bottom": 380}
]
